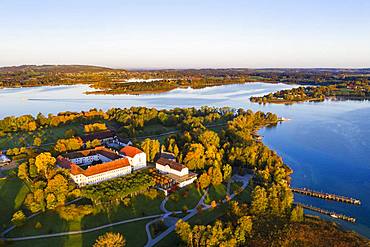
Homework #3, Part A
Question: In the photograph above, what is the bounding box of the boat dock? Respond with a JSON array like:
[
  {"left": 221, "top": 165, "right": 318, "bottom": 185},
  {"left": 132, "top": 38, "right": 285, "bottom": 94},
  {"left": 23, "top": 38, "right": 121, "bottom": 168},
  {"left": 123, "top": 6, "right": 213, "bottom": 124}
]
[
  {"left": 292, "top": 187, "right": 361, "bottom": 205},
  {"left": 294, "top": 203, "right": 356, "bottom": 223}
]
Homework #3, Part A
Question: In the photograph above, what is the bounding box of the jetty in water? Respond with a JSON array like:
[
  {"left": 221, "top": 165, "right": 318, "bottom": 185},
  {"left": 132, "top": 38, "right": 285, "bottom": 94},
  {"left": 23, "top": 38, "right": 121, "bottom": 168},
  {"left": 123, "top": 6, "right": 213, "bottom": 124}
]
[
  {"left": 292, "top": 187, "right": 361, "bottom": 205},
  {"left": 295, "top": 203, "right": 356, "bottom": 223}
]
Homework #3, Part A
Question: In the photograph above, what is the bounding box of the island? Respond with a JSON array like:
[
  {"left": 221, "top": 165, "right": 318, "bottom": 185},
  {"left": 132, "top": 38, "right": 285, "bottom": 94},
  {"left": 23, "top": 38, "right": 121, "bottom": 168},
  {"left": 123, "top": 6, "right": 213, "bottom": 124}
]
[
  {"left": 0, "top": 106, "right": 368, "bottom": 247},
  {"left": 250, "top": 82, "right": 370, "bottom": 104}
]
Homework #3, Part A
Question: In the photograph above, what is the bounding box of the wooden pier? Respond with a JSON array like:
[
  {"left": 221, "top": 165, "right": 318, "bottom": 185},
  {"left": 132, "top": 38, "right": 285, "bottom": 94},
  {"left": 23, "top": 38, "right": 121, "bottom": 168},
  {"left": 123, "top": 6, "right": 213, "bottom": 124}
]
[
  {"left": 292, "top": 187, "right": 361, "bottom": 205},
  {"left": 294, "top": 203, "right": 356, "bottom": 223}
]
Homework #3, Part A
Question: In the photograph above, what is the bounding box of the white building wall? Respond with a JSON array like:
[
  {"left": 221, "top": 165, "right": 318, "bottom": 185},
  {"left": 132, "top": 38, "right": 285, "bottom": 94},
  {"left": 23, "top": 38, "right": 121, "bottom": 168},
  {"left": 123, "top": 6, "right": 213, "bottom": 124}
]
[
  {"left": 71, "top": 155, "right": 100, "bottom": 165},
  {"left": 178, "top": 177, "right": 197, "bottom": 188},
  {"left": 155, "top": 163, "right": 188, "bottom": 177},
  {"left": 129, "top": 153, "right": 146, "bottom": 170},
  {"left": 71, "top": 166, "right": 132, "bottom": 187}
]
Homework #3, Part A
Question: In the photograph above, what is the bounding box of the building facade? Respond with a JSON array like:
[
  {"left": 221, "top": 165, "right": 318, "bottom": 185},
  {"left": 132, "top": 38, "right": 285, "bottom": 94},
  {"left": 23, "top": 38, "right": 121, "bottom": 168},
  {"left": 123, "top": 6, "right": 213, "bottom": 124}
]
[
  {"left": 155, "top": 157, "right": 197, "bottom": 188},
  {"left": 57, "top": 146, "right": 132, "bottom": 186},
  {"left": 120, "top": 146, "right": 146, "bottom": 170}
]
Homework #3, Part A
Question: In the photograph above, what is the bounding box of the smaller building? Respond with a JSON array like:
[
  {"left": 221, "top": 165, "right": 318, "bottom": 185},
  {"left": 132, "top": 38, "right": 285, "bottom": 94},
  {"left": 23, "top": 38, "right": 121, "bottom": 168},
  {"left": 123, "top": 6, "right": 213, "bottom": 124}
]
[
  {"left": 156, "top": 158, "right": 197, "bottom": 188},
  {"left": 120, "top": 146, "right": 146, "bottom": 170},
  {"left": 159, "top": 151, "right": 176, "bottom": 161},
  {"left": 80, "top": 130, "right": 117, "bottom": 145}
]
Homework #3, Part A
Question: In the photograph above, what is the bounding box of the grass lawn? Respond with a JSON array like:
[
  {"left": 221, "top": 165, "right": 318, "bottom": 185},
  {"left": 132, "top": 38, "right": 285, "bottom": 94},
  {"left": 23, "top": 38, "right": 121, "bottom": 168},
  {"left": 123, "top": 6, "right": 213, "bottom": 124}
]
[
  {"left": 204, "top": 184, "right": 227, "bottom": 204},
  {"left": 188, "top": 204, "right": 228, "bottom": 226},
  {"left": 7, "top": 194, "right": 163, "bottom": 238},
  {"left": 165, "top": 184, "right": 203, "bottom": 212},
  {"left": 0, "top": 122, "right": 84, "bottom": 150},
  {"left": 156, "top": 204, "right": 229, "bottom": 247},
  {"left": 230, "top": 181, "right": 243, "bottom": 195},
  {"left": 139, "top": 123, "right": 177, "bottom": 137},
  {"left": 0, "top": 177, "right": 30, "bottom": 231},
  {"left": 7, "top": 219, "right": 150, "bottom": 247},
  {"left": 155, "top": 231, "right": 181, "bottom": 247},
  {"left": 234, "top": 186, "right": 251, "bottom": 203}
]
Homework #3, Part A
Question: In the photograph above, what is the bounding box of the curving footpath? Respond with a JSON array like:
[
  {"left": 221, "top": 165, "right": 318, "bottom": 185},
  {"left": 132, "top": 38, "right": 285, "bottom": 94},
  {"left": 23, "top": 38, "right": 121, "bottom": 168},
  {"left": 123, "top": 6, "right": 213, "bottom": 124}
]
[
  {"left": 2, "top": 174, "right": 252, "bottom": 245},
  {"left": 144, "top": 174, "right": 252, "bottom": 246},
  {"left": 2, "top": 214, "right": 164, "bottom": 242}
]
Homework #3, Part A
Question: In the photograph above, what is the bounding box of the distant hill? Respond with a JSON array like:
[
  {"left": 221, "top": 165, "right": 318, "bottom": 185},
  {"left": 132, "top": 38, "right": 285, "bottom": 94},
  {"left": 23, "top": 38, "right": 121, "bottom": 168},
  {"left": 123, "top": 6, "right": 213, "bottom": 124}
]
[{"left": 0, "top": 65, "right": 125, "bottom": 73}]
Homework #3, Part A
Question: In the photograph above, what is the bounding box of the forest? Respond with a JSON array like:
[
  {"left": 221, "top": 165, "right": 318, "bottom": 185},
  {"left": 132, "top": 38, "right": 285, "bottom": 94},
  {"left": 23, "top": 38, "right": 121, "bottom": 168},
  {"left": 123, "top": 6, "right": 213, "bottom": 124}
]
[{"left": 1, "top": 65, "right": 370, "bottom": 95}]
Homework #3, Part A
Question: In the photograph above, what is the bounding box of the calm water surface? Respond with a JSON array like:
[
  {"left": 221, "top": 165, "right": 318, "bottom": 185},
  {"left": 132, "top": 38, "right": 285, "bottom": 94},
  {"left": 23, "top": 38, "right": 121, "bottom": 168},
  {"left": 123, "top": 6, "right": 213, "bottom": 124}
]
[{"left": 0, "top": 83, "right": 369, "bottom": 237}]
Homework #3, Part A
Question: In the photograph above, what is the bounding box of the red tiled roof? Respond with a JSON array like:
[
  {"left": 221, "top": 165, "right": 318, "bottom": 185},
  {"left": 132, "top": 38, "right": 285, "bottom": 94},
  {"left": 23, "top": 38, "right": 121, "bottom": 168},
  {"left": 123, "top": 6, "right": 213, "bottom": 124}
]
[
  {"left": 156, "top": 157, "right": 186, "bottom": 172},
  {"left": 70, "top": 158, "right": 130, "bottom": 176},
  {"left": 120, "top": 146, "right": 143, "bottom": 158}
]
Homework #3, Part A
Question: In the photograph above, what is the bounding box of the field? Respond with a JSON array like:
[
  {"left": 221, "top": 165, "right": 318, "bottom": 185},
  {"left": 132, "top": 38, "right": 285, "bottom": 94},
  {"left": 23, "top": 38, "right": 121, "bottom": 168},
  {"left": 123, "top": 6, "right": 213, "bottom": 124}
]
[
  {"left": 7, "top": 194, "right": 163, "bottom": 238},
  {"left": 165, "top": 184, "right": 203, "bottom": 212},
  {"left": 204, "top": 184, "right": 227, "bottom": 204},
  {"left": 0, "top": 122, "right": 84, "bottom": 150},
  {"left": 0, "top": 176, "right": 30, "bottom": 232},
  {"left": 6, "top": 219, "right": 150, "bottom": 247}
]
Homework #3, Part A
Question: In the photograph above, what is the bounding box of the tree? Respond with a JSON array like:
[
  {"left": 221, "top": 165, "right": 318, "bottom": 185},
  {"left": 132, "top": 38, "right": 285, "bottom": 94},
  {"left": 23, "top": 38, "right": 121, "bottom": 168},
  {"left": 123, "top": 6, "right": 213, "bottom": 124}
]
[
  {"left": 18, "top": 163, "right": 30, "bottom": 182},
  {"left": 35, "top": 152, "right": 56, "bottom": 178},
  {"left": 223, "top": 164, "right": 232, "bottom": 181},
  {"left": 198, "top": 173, "right": 211, "bottom": 189},
  {"left": 46, "top": 174, "right": 69, "bottom": 207},
  {"left": 199, "top": 130, "right": 220, "bottom": 148},
  {"left": 54, "top": 137, "right": 83, "bottom": 153},
  {"left": 250, "top": 186, "right": 268, "bottom": 215},
  {"left": 175, "top": 220, "right": 191, "bottom": 242},
  {"left": 141, "top": 138, "right": 160, "bottom": 162},
  {"left": 183, "top": 143, "right": 206, "bottom": 170},
  {"left": 235, "top": 216, "right": 253, "bottom": 243},
  {"left": 290, "top": 205, "right": 304, "bottom": 222},
  {"left": 33, "top": 137, "right": 42, "bottom": 147},
  {"left": 11, "top": 210, "right": 26, "bottom": 226},
  {"left": 210, "top": 167, "right": 223, "bottom": 185},
  {"left": 93, "top": 232, "right": 126, "bottom": 247}
]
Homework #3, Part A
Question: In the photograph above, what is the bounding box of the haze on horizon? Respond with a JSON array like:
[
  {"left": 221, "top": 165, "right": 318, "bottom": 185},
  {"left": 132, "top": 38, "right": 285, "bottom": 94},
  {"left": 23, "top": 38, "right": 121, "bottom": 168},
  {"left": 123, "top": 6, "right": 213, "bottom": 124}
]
[{"left": 1, "top": 0, "right": 370, "bottom": 69}]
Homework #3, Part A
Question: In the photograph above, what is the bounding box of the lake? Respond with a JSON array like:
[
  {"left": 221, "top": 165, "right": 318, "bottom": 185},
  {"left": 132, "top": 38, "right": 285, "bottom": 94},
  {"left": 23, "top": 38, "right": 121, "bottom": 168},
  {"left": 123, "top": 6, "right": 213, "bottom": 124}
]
[{"left": 0, "top": 83, "right": 369, "bottom": 237}]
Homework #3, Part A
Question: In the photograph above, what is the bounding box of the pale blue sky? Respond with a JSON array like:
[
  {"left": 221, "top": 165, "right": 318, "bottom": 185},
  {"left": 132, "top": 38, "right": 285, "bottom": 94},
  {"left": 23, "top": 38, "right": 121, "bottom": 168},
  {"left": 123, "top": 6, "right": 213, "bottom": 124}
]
[{"left": 1, "top": 0, "right": 370, "bottom": 68}]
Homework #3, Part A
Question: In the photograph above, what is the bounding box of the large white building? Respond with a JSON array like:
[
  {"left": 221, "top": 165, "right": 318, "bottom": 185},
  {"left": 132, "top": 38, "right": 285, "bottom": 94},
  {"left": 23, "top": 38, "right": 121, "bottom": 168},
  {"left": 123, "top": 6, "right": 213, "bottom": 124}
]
[
  {"left": 156, "top": 157, "right": 197, "bottom": 188},
  {"left": 57, "top": 146, "right": 146, "bottom": 187},
  {"left": 120, "top": 146, "right": 146, "bottom": 170}
]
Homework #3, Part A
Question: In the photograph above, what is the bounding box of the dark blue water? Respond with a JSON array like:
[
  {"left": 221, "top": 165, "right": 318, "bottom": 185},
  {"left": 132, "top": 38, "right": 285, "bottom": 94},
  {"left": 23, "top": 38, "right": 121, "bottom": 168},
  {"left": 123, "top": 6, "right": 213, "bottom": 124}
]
[
  {"left": 0, "top": 83, "right": 369, "bottom": 237},
  {"left": 260, "top": 102, "right": 370, "bottom": 237}
]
